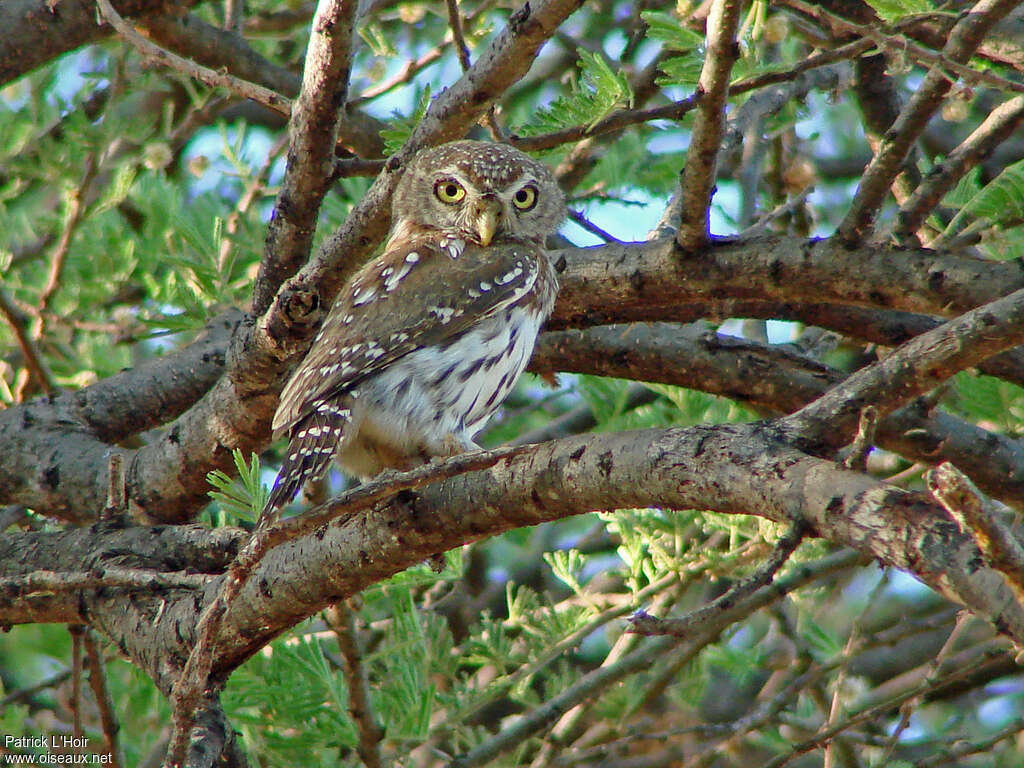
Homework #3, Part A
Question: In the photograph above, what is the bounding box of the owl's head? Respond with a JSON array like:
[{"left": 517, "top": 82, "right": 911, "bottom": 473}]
[{"left": 391, "top": 140, "right": 565, "bottom": 247}]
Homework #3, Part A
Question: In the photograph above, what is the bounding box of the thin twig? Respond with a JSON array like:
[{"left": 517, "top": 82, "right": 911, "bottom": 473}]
[
  {"left": 96, "top": 0, "right": 290, "bottom": 117},
  {"left": 841, "top": 406, "right": 877, "bottom": 472},
  {"left": 0, "top": 287, "right": 56, "bottom": 397},
  {"left": 781, "top": 0, "right": 1024, "bottom": 95},
  {"left": 0, "top": 568, "right": 214, "bottom": 594},
  {"left": 446, "top": 0, "right": 472, "bottom": 71},
  {"left": 756, "top": 651, "right": 1005, "bottom": 768},
  {"left": 325, "top": 601, "right": 384, "bottom": 768},
  {"left": 676, "top": 0, "right": 744, "bottom": 251},
  {"left": 38, "top": 153, "right": 98, "bottom": 312},
  {"left": 835, "top": 0, "right": 1021, "bottom": 243},
  {"left": 219, "top": 132, "right": 288, "bottom": 275},
  {"left": 873, "top": 611, "right": 973, "bottom": 765},
  {"left": 567, "top": 208, "right": 622, "bottom": 243},
  {"left": 70, "top": 625, "right": 85, "bottom": 739},
  {"left": 451, "top": 549, "right": 861, "bottom": 768},
  {"left": 84, "top": 629, "right": 126, "bottom": 768},
  {"left": 896, "top": 94, "right": 1024, "bottom": 243},
  {"left": 0, "top": 668, "right": 73, "bottom": 712}
]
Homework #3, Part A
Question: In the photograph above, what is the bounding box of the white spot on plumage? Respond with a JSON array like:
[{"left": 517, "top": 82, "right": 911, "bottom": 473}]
[
  {"left": 353, "top": 285, "right": 377, "bottom": 306},
  {"left": 429, "top": 306, "right": 456, "bottom": 323}
]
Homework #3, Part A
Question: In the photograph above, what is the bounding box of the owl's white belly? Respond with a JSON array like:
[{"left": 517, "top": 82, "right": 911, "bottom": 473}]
[{"left": 336, "top": 306, "right": 542, "bottom": 478}]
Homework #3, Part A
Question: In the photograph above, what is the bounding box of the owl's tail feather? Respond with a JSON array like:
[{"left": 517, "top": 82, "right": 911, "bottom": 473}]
[{"left": 261, "top": 401, "right": 352, "bottom": 523}]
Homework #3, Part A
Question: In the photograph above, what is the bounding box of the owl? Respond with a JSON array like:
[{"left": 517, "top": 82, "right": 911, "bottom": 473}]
[{"left": 262, "top": 140, "right": 565, "bottom": 516}]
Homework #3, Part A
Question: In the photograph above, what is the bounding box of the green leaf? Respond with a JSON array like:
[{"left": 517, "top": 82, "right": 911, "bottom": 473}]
[
  {"left": 863, "top": 0, "right": 937, "bottom": 24},
  {"left": 944, "top": 158, "right": 1024, "bottom": 235},
  {"left": 206, "top": 449, "right": 267, "bottom": 523},
  {"left": 380, "top": 86, "right": 432, "bottom": 156},
  {"left": 641, "top": 11, "right": 706, "bottom": 51},
  {"left": 517, "top": 50, "right": 632, "bottom": 136},
  {"left": 949, "top": 371, "right": 1024, "bottom": 433},
  {"left": 642, "top": 11, "right": 706, "bottom": 87},
  {"left": 543, "top": 549, "right": 586, "bottom": 596}
]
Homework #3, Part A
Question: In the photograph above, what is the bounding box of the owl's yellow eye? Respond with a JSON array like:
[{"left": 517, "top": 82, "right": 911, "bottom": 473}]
[
  {"left": 434, "top": 180, "right": 466, "bottom": 204},
  {"left": 512, "top": 185, "right": 538, "bottom": 211}
]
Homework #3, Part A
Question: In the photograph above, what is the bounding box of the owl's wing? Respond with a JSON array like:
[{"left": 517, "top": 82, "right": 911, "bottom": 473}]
[{"left": 272, "top": 237, "right": 550, "bottom": 437}]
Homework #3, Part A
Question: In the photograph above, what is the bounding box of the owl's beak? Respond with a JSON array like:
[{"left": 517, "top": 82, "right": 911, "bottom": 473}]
[{"left": 474, "top": 199, "right": 501, "bottom": 246}]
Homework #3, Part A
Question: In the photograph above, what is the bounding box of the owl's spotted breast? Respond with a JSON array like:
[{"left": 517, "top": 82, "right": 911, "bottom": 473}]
[{"left": 337, "top": 301, "right": 548, "bottom": 477}]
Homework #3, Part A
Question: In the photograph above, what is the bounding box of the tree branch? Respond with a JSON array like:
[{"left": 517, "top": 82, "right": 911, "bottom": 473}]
[
  {"left": 251, "top": 0, "right": 360, "bottom": 315},
  {"left": 676, "top": 0, "right": 743, "bottom": 252},
  {"left": 837, "top": 0, "right": 1021, "bottom": 243},
  {"left": 96, "top": 0, "right": 291, "bottom": 117},
  {"left": 10, "top": 234, "right": 1024, "bottom": 522},
  {"left": 782, "top": 283, "right": 1024, "bottom": 445},
  {"left": 896, "top": 94, "right": 1024, "bottom": 242},
  {"left": 0, "top": 0, "right": 202, "bottom": 86}
]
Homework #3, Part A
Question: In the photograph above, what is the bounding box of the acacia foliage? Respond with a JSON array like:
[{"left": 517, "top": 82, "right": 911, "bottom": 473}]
[{"left": 2, "top": 0, "right": 1024, "bottom": 766}]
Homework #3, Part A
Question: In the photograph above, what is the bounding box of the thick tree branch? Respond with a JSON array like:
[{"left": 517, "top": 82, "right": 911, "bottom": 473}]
[
  {"left": 8, "top": 234, "right": 1024, "bottom": 522},
  {"left": 0, "top": 312, "right": 240, "bottom": 519},
  {"left": 548, "top": 235, "right": 1024, "bottom": 331},
  {"left": 251, "top": 0, "right": 360, "bottom": 315},
  {"left": 530, "top": 323, "right": 1024, "bottom": 509},
  {"left": 0, "top": 0, "right": 202, "bottom": 86},
  {"left": 6, "top": 424, "right": 1021, "bottom": 708}
]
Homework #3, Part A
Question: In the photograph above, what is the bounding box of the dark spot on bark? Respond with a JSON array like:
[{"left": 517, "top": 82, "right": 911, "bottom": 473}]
[
  {"left": 980, "top": 312, "right": 998, "bottom": 327},
  {"left": 315, "top": 525, "right": 327, "bottom": 540},
  {"left": 867, "top": 290, "right": 889, "bottom": 307},
  {"left": 927, "top": 270, "right": 945, "bottom": 293},
  {"left": 768, "top": 259, "right": 783, "bottom": 283},
  {"left": 630, "top": 269, "right": 644, "bottom": 293},
  {"left": 509, "top": 2, "right": 532, "bottom": 32},
  {"left": 569, "top": 446, "right": 585, "bottom": 461},
  {"left": 531, "top": 489, "right": 542, "bottom": 506},
  {"left": 43, "top": 465, "right": 59, "bottom": 490},
  {"left": 554, "top": 254, "right": 567, "bottom": 273},
  {"left": 168, "top": 425, "right": 180, "bottom": 445},
  {"left": 826, "top": 495, "right": 843, "bottom": 515},
  {"left": 259, "top": 578, "right": 273, "bottom": 598},
  {"left": 598, "top": 451, "right": 614, "bottom": 478}
]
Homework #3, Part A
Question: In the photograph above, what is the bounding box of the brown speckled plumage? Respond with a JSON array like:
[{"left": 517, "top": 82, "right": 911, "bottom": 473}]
[{"left": 263, "top": 141, "right": 564, "bottom": 516}]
